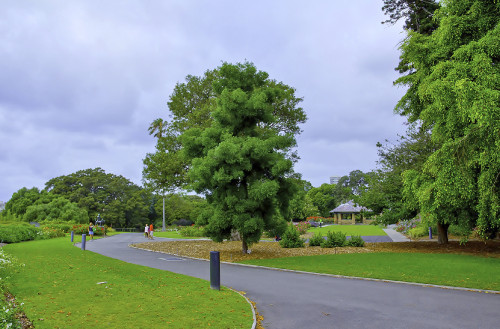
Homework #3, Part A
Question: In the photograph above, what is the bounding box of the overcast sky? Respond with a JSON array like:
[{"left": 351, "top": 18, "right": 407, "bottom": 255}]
[{"left": 0, "top": 0, "right": 408, "bottom": 202}]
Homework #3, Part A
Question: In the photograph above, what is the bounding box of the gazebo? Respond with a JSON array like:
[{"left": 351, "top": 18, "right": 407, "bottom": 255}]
[{"left": 330, "top": 200, "right": 372, "bottom": 225}]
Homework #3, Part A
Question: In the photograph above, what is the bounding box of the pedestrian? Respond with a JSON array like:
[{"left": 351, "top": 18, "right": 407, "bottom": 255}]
[
  {"left": 89, "top": 222, "right": 94, "bottom": 240},
  {"left": 144, "top": 224, "right": 149, "bottom": 238},
  {"left": 149, "top": 223, "right": 154, "bottom": 240}
]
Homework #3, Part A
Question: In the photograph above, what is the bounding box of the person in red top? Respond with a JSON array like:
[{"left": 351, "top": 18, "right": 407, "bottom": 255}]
[{"left": 149, "top": 224, "right": 154, "bottom": 240}]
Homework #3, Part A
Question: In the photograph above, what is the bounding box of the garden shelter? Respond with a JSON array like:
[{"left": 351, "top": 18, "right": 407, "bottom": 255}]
[{"left": 330, "top": 200, "right": 372, "bottom": 224}]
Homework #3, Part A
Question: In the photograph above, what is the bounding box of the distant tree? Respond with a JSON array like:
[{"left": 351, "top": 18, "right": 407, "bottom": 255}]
[
  {"left": 24, "top": 196, "right": 88, "bottom": 223},
  {"left": 3, "top": 187, "right": 42, "bottom": 219},
  {"left": 182, "top": 62, "right": 302, "bottom": 253},
  {"left": 306, "top": 183, "right": 337, "bottom": 217},
  {"left": 288, "top": 178, "right": 319, "bottom": 221},
  {"left": 394, "top": 0, "right": 500, "bottom": 243},
  {"left": 359, "top": 125, "right": 439, "bottom": 224},
  {"left": 45, "top": 168, "right": 151, "bottom": 227}
]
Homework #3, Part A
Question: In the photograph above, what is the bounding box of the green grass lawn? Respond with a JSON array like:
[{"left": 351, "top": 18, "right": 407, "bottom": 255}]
[
  {"left": 2, "top": 238, "right": 253, "bottom": 329},
  {"left": 240, "top": 252, "right": 500, "bottom": 291},
  {"left": 308, "top": 224, "right": 387, "bottom": 236}
]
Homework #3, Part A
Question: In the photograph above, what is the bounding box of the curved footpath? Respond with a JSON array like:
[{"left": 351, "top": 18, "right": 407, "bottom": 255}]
[{"left": 79, "top": 234, "right": 499, "bottom": 329}]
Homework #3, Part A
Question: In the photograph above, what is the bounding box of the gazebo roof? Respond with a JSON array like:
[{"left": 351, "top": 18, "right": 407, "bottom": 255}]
[{"left": 330, "top": 200, "right": 369, "bottom": 213}]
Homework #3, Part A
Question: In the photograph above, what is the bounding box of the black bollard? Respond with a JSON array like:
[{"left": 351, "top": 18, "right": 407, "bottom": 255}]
[
  {"left": 428, "top": 227, "right": 433, "bottom": 239},
  {"left": 71, "top": 231, "right": 74, "bottom": 242},
  {"left": 210, "top": 251, "right": 220, "bottom": 290},
  {"left": 81, "top": 234, "right": 86, "bottom": 250}
]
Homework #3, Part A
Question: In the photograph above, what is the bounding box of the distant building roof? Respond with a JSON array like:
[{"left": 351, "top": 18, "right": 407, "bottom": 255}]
[{"left": 330, "top": 200, "right": 370, "bottom": 213}]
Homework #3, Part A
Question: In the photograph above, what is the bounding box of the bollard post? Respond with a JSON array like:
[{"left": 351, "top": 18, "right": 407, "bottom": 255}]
[
  {"left": 428, "top": 227, "right": 433, "bottom": 240},
  {"left": 81, "top": 234, "right": 86, "bottom": 251},
  {"left": 210, "top": 251, "right": 220, "bottom": 290},
  {"left": 71, "top": 231, "right": 74, "bottom": 242}
]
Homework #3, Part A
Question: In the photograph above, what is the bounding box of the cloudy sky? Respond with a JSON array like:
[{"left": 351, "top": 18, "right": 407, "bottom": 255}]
[{"left": 0, "top": 0, "right": 408, "bottom": 202}]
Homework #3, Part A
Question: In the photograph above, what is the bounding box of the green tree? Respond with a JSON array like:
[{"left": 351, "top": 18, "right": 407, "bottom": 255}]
[
  {"left": 382, "top": 0, "right": 441, "bottom": 35},
  {"left": 45, "top": 168, "right": 151, "bottom": 228},
  {"left": 143, "top": 65, "right": 306, "bottom": 194},
  {"left": 3, "top": 187, "right": 42, "bottom": 219},
  {"left": 394, "top": 0, "right": 500, "bottom": 243},
  {"left": 181, "top": 62, "right": 303, "bottom": 253},
  {"left": 359, "top": 125, "right": 439, "bottom": 224},
  {"left": 24, "top": 196, "right": 88, "bottom": 223},
  {"left": 306, "top": 183, "right": 337, "bottom": 217}
]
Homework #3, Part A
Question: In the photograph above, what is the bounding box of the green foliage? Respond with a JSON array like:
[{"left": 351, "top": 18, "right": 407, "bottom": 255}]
[
  {"left": 23, "top": 196, "right": 88, "bottom": 223},
  {"left": 179, "top": 225, "right": 206, "bottom": 237},
  {"left": 308, "top": 231, "right": 324, "bottom": 247},
  {"left": 45, "top": 168, "right": 152, "bottom": 228},
  {"left": 359, "top": 126, "right": 439, "bottom": 225},
  {"left": 0, "top": 225, "right": 39, "bottom": 243},
  {"left": 394, "top": 0, "right": 500, "bottom": 241},
  {"left": 0, "top": 249, "right": 24, "bottom": 329},
  {"left": 306, "top": 183, "right": 337, "bottom": 217},
  {"left": 279, "top": 224, "right": 305, "bottom": 248},
  {"left": 321, "top": 231, "right": 346, "bottom": 248},
  {"left": 295, "top": 221, "right": 311, "bottom": 235},
  {"left": 346, "top": 235, "right": 365, "bottom": 247},
  {"left": 182, "top": 62, "right": 303, "bottom": 253}
]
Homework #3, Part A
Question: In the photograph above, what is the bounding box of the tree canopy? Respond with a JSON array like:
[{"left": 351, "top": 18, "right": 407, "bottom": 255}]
[
  {"left": 45, "top": 168, "right": 151, "bottom": 227},
  {"left": 393, "top": 0, "right": 500, "bottom": 242},
  {"left": 143, "top": 63, "right": 306, "bottom": 194},
  {"left": 180, "top": 62, "right": 304, "bottom": 253}
]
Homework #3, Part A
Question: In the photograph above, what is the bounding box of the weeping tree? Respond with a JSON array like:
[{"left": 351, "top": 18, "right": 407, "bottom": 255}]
[
  {"left": 393, "top": 0, "right": 500, "bottom": 243},
  {"left": 180, "top": 62, "right": 303, "bottom": 253}
]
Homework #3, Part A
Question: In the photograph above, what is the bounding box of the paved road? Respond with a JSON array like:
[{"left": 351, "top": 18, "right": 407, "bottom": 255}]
[{"left": 80, "top": 234, "right": 500, "bottom": 329}]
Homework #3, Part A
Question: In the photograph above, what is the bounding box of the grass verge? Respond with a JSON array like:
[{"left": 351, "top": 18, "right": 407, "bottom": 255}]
[
  {"left": 308, "top": 224, "right": 387, "bottom": 236},
  {"left": 2, "top": 238, "right": 253, "bottom": 329},
  {"left": 239, "top": 252, "right": 500, "bottom": 291}
]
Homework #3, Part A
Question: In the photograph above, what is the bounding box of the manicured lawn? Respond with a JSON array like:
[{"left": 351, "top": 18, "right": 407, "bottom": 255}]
[
  {"left": 154, "top": 230, "right": 197, "bottom": 239},
  {"left": 2, "top": 238, "right": 253, "bottom": 329},
  {"left": 308, "top": 224, "right": 387, "bottom": 236},
  {"left": 239, "top": 252, "right": 500, "bottom": 291}
]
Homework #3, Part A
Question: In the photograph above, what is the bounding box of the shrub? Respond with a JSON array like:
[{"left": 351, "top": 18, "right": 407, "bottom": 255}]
[
  {"left": 36, "top": 226, "right": 66, "bottom": 240},
  {"left": 280, "top": 224, "right": 305, "bottom": 248},
  {"left": 0, "top": 249, "right": 24, "bottom": 329},
  {"left": 321, "top": 231, "right": 346, "bottom": 248},
  {"left": 295, "top": 221, "right": 311, "bottom": 235},
  {"left": 346, "top": 235, "right": 365, "bottom": 247},
  {"left": 179, "top": 225, "right": 206, "bottom": 237},
  {"left": 0, "top": 225, "right": 40, "bottom": 243},
  {"left": 308, "top": 232, "right": 324, "bottom": 247}
]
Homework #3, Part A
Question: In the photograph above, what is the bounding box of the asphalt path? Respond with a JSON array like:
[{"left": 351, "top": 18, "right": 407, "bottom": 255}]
[{"left": 79, "top": 234, "right": 500, "bottom": 329}]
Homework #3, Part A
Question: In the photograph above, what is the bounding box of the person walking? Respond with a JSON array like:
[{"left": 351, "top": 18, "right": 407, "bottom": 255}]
[
  {"left": 144, "top": 224, "right": 149, "bottom": 238},
  {"left": 89, "top": 222, "right": 94, "bottom": 240},
  {"left": 149, "top": 223, "right": 154, "bottom": 240}
]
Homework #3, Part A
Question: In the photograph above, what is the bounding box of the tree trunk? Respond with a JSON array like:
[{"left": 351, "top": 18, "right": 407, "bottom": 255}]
[
  {"left": 437, "top": 222, "right": 449, "bottom": 244},
  {"left": 242, "top": 240, "right": 248, "bottom": 254}
]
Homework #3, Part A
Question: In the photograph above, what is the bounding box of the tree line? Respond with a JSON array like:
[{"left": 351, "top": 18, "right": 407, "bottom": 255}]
[{"left": 1, "top": 168, "right": 208, "bottom": 228}]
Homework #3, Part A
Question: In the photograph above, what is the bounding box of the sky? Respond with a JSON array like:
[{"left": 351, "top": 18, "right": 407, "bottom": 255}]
[{"left": 0, "top": 0, "right": 409, "bottom": 202}]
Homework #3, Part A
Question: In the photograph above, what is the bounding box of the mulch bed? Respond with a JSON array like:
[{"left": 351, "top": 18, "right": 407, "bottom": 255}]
[{"left": 132, "top": 239, "right": 500, "bottom": 263}]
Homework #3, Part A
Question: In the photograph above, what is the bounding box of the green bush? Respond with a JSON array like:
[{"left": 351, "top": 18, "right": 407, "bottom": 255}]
[
  {"left": 37, "top": 226, "right": 66, "bottom": 240},
  {"left": 321, "top": 231, "right": 346, "bottom": 248},
  {"left": 0, "top": 225, "right": 40, "bottom": 243},
  {"left": 308, "top": 232, "right": 324, "bottom": 247},
  {"left": 346, "top": 235, "right": 365, "bottom": 247},
  {"left": 279, "top": 224, "right": 305, "bottom": 248},
  {"left": 179, "top": 226, "right": 206, "bottom": 237},
  {"left": 408, "top": 225, "right": 429, "bottom": 239}
]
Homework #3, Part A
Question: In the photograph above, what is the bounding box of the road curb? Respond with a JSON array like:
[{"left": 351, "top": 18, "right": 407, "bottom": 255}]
[{"left": 130, "top": 245, "right": 500, "bottom": 295}]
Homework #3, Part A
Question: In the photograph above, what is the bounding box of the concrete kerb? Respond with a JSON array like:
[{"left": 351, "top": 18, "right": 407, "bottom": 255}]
[{"left": 130, "top": 244, "right": 500, "bottom": 296}]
